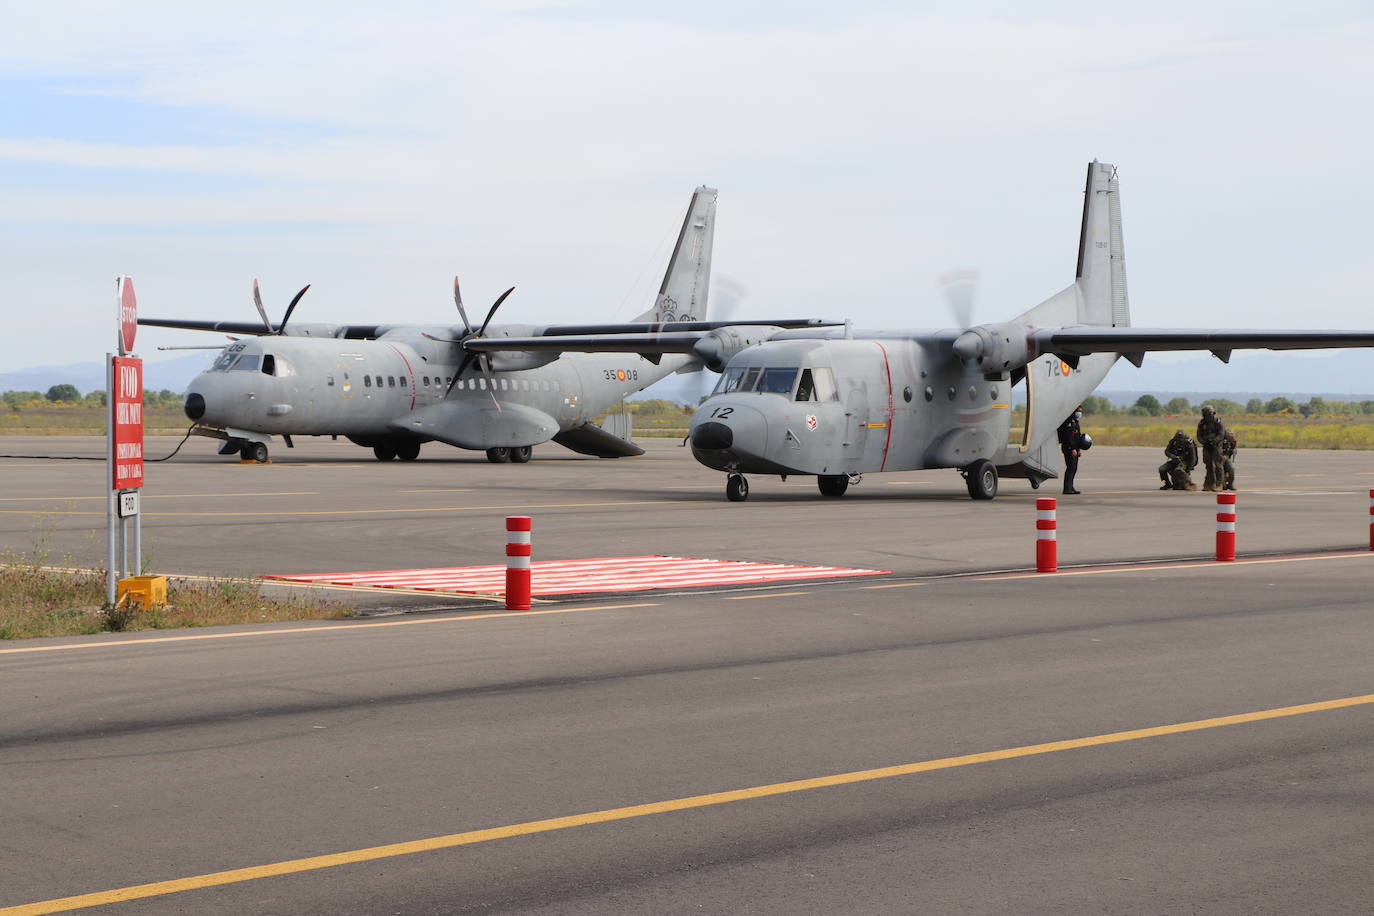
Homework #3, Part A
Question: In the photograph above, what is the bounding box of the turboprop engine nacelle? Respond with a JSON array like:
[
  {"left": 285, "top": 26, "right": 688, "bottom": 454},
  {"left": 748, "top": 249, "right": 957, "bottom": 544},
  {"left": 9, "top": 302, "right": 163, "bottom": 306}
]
[
  {"left": 951, "top": 322, "right": 1034, "bottom": 372},
  {"left": 485, "top": 351, "right": 561, "bottom": 372},
  {"left": 691, "top": 326, "right": 784, "bottom": 373}
]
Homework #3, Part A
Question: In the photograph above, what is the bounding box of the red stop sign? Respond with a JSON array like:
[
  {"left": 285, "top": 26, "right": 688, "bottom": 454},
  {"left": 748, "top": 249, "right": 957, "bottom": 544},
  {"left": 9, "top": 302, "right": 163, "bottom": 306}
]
[{"left": 119, "top": 276, "right": 137, "bottom": 355}]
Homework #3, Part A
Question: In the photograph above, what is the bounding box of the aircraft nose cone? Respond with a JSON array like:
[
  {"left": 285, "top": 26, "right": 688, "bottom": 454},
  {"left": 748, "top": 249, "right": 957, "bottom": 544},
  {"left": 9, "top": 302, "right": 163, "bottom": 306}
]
[
  {"left": 691, "top": 421, "right": 733, "bottom": 450},
  {"left": 184, "top": 392, "right": 206, "bottom": 421}
]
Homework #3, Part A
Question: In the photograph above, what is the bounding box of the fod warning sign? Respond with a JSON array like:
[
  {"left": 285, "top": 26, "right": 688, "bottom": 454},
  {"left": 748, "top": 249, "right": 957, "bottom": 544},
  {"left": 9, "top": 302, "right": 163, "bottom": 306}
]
[{"left": 112, "top": 355, "right": 143, "bottom": 490}]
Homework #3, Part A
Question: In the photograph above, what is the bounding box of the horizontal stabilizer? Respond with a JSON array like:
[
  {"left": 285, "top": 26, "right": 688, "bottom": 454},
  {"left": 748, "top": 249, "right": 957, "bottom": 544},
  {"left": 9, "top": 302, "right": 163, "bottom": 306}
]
[{"left": 553, "top": 422, "right": 645, "bottom": 458}]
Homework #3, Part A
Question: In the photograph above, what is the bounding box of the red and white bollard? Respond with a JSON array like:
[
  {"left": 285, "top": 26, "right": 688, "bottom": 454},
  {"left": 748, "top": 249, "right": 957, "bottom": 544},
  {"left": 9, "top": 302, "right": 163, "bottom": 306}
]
[
  {"left": 1368, "top": 489, "right": 1373, "bottom": 551},
  {"left": 1035, "top": 497, "right": 1057, "bottom": 573},
  {"left": 505, "top": 515, "right": 532, "bottom": 610},
  {"left": 1215, "top": 493, "right": 1237, "bottom": 562}
]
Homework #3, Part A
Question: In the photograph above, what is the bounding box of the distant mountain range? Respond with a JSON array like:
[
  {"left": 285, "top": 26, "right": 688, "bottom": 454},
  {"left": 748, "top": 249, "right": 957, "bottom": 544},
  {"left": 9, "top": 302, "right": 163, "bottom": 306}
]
[
  {"left": 1, "top": 352, "right": 216, "bottom": 396},
  {"left": 4, "top": 348, "right": 1372, "bottom": 405}
]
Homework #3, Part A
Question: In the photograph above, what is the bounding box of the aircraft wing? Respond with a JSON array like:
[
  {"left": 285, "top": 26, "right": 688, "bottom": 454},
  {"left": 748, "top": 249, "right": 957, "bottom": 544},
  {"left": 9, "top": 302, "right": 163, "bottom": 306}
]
[
  {"left": 138, "top": 318, "right": 285, "bottom": 335},
  {"left": 464, "top": 332, "right": 704, "bottom": 355},
  {"left": 539, "top": 319, "right": 837, "bottom": 335},
  {"left": 1030, "top": 327, "right": 1374, "bottom": 365}
]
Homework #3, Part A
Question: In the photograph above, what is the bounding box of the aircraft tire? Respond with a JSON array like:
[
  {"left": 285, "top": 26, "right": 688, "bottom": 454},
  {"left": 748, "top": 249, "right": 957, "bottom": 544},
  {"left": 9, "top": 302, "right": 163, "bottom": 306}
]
[
  {"left": 486, "top": 447, "right": 512, "bottom": 463},
  {"left": 396, "top": 442, "right": 421, "bottom": 461},
  {"left": 510, "top": 446, "right": 532, "bottom": 463},
  {"left": 965, "top": 459, "right": 998, "bottom": 500},
  {"left": 817, "top": 475, "right": 849, "bottom": 497},
  {"left": 726, "top": 474, "right": 749, "bottom": 502},
  {"left": 373, "top": 445, "right": 397, "bottom": 461},
  {"left": 247, "top": 442, "right": 269, "bottom": 464}
]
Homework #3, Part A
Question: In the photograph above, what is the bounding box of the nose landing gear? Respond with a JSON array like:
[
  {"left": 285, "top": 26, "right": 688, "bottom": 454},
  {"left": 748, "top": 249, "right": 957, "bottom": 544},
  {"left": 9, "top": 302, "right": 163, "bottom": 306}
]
[{"left": 725, "top": 473, "right": 749, "bottom": 502}]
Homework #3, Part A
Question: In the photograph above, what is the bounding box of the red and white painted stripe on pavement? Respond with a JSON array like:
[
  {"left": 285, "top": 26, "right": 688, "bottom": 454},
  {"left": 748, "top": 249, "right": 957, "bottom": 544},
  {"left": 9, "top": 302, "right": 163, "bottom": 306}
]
[{"left": 266, "top": 556, "right": 890, "bottom": 597}]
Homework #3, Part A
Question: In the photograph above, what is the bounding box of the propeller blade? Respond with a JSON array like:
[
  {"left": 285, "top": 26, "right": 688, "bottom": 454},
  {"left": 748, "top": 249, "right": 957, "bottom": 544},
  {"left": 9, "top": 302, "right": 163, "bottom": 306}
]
[
  {"left": 251, "top": 279, "right": 273, "bottom": 334},
  {"left": 445, "top": 352, "right": 478, "bottom": 398},
  {"left": 475, "top": 286, "right": 515, "bottom": 337},
  {"left": 937, "top": 268, "right": 979, "bottom": 329},
  {"left": 278, "top": 284, "right": 311, "bottom": 335},
  {"left": 479, "top": 353, "right": 502, "bottom": 412},
  {"left": 453, "top": 276, "right": 473, "bottom": 335}
]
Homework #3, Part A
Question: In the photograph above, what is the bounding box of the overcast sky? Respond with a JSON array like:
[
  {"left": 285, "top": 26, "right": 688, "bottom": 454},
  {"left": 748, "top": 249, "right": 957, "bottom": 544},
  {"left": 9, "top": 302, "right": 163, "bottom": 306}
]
[{"left": 2, "top": 1, "right": 1371, "bottom": 374}]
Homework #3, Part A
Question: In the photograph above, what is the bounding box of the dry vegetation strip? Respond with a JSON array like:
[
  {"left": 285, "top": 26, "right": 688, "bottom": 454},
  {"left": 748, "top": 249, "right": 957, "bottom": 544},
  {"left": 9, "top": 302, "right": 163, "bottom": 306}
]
[{"left": 0, "top": 555, "right": 354, "bottom": 639}]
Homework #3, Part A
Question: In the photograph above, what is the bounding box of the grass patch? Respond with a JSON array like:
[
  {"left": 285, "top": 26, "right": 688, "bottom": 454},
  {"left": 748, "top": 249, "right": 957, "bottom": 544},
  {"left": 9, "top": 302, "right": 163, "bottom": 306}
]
[
  {"left": 0, "top": 551, "right": 354, "bottom": 639},
  {"left": 0, "top": 404, "right": 190, "bottom": 435}
]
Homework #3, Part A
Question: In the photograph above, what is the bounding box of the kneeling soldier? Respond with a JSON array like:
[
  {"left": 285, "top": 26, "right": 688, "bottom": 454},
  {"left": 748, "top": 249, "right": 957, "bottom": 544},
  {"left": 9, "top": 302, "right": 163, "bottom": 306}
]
[{"left": 1159, "top": 429, "right": 1199, "bottom": 491}]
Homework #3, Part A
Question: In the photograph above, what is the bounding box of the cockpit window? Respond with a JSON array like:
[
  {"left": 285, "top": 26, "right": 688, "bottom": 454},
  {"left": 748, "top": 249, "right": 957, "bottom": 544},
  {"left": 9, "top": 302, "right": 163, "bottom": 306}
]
[
  {"left": 261, "top": 355, "right": 276, "bottom": 376},
  {"left": 796, "top": 367, "right": 838, "bottom": 401},
  {"left": 211, "top": 350, "right": 239, "bottom": 371},
  {"left": 231, "top": 354, "right": 260, "bottom": 371},
  {"left": 715, "top": 367, "right": 745, "bottom": 394},
  {"left": 756, "top": 368, "right": 798, "bottom": 395}
]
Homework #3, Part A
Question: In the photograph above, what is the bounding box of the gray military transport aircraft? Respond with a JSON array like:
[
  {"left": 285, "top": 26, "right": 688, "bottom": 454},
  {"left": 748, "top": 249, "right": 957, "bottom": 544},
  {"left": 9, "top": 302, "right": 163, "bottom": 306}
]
[
  {"left": 466, "top": 161, "right": 1374, "bottom": 500},
  {"left": 139, "top": 187, "right": 833, "bottom": 463}
]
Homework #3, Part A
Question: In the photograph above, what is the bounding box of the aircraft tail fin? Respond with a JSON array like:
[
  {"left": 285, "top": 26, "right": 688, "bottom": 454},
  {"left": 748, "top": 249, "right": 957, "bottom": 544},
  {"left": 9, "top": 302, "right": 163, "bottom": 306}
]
[
  {"left": 1075, "top": 160, "right": 1130, "bottom": 328},
  {"left": 633, "top": 186, "right": 717, "bottom": 324}
]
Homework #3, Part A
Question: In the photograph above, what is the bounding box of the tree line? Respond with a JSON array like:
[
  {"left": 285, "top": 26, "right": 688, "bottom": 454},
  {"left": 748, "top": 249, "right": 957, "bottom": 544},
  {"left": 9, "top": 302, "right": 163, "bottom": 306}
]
[
  {"left": 1080, "top": 394, "right": 1374, "bottom": 419},
  {"left": 2, "top": 386, "right": 186, "bottom": 410}
]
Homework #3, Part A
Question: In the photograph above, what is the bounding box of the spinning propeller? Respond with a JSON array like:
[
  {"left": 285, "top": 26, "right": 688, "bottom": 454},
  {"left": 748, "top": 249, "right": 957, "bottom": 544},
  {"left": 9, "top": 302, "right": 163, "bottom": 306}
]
[
  {"left": 936, "top": 268, "right": 979, "bottom": 329},
  {"left": 252, "top": 279, "right": 312, "bottom": 335}
]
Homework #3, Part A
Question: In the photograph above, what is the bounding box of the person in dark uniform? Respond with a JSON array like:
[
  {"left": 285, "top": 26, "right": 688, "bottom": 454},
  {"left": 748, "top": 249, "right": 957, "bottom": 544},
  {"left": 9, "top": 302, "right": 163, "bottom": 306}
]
[
  {"left": 1221, "top": 428, "right": 1238, "bottom": 491},
  {"left": 1158, "top": 429, "right": 1199, "bottom": 490},
  {"left": 1196, "top": 404, "right": 1227, "bottom": 492},
  {"left": 1057, "top": 405, "right": 1085, "bottom": 494}
]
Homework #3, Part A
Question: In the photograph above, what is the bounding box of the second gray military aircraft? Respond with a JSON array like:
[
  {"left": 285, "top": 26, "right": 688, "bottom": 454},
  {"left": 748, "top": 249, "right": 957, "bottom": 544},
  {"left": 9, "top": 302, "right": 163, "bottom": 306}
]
[{"left": 471, "top": 161, "right": 1374, "bottom": 499}]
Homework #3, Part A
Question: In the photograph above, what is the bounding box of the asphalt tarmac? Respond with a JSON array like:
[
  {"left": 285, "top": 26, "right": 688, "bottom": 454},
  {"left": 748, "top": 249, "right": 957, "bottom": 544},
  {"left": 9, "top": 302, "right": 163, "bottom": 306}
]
[{"left": 3, "top": 437, "right": 1373, "bottom": 913}]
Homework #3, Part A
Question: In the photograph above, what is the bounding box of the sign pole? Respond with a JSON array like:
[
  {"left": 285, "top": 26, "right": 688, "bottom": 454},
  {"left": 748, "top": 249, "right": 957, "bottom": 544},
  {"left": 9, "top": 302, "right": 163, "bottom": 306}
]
[
  {"left": 105, "top": 351, "right": 117, "bottom": 606},
  {"left": 106, "top": 276, "right": 145, "bottom": 604}
]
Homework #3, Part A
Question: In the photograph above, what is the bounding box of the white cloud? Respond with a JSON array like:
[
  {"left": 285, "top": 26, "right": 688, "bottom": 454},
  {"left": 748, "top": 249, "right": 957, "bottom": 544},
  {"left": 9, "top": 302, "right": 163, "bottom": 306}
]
[{"left": 1, "top": 2, "right": 1372, "bottom": 370}]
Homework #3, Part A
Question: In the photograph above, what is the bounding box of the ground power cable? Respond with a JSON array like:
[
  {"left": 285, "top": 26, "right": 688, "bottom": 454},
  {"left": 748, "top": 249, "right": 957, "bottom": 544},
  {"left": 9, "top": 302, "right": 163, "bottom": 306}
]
[{"left": 0, "top": 424, "right": 197, "bottom": 462}]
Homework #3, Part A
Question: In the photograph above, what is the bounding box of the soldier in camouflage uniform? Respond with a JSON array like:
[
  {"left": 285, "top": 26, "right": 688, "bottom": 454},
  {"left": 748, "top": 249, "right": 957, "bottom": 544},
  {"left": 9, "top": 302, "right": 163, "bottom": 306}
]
[
  {"left": 1158, "top": 429, "right": 1199, "bottom": 491},
  {"left": 1196, "top": 404, "right": 1227, "bottom": 492},
  {"left": 1221, "top": 428, "right": 1237, "bottom": 491}
]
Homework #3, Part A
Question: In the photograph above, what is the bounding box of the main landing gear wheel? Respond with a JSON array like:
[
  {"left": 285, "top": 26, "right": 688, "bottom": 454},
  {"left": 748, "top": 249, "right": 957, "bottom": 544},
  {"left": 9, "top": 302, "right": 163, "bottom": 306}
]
[
  {"left": 373, "top": 444, "right": 397, "bottom": 461},
  {"left": 726, "top": 474, "right": 749, "bottom": 502},
  {"left": 509, "top": 445, "right": 532, "bottom": 463},
  {"left": 965, "top": 459, "right": 998, "bottom": 500},
  {"left": 396, "top": 442, "right": 421, "bottom": 461},
  {"left": 817, "top": 474, "right": 849, "bottom": 497},
  {"left": 247, "top": 442, "right": 269, "bottom": 464},
  {"left": 486, "top": 447, "right": 512, "bottom": 463}
]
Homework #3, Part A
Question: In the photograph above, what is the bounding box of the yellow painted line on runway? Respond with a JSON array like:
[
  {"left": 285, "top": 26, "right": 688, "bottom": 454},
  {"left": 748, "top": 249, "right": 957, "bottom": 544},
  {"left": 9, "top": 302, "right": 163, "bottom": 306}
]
[
  {"left": 0, "top": 603, "right": 658, "bottom": 655},
  {"left": 0, "top": 499, "right": 689, "bottom": 518},
  {"left": 0, "top": 491, "right": 317, "bottom": 502},
  {"left": 978, "top": 550, "right": 1374, "bottom": 581},
  {"left": 860, "top": 581, "right": 927, "bottom": 589},
  {"left": 724, "top": 591, "right": 810, "bottom": 601},
  {"left": 8, "top": 692, "right": 1372, "bottom": 915}
]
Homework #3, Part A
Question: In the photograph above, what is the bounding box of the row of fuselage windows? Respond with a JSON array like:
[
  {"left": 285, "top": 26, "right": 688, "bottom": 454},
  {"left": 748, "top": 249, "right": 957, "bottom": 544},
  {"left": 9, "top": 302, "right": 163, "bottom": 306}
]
[
  {"left": 324, "top": 373, "right": 561, "bottom": 393},
  {"left": 714, "top": 366, "right": 839, "bottom": 402}
]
